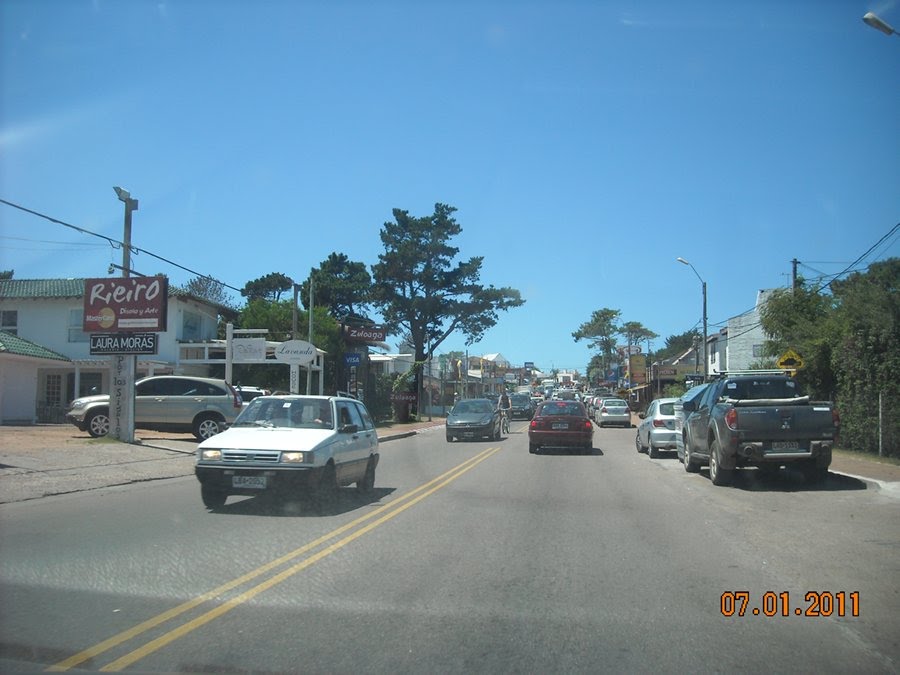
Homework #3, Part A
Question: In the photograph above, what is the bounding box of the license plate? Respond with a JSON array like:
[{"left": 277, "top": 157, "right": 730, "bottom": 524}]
[
  {"left": 772, "top": 441, "right": 800, "bottom": 450},
  {"left": 552, "top": 423, "right": 568, "bottom": 430},
  {"left": 233, "top": 475, "right": 267, "bottom": 489}
]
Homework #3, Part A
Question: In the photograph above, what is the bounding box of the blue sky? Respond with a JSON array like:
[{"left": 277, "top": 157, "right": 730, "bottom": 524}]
[{"left": 2, "top": 1, "right": 898, "bottom": 374}]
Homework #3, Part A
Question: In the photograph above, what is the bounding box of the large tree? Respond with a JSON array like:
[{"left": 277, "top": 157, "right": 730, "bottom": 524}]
[
  {"left": 241, "top": 272, "right": 294, "bottom": 302},
  {"left": 299, "top": 252, "right": 372, "bottom": 319},
  {"left": 183, "top": 275, "right": 236, "bottom": 309},
  {"left": 572, "top": 308, "right": 621, "bottom": 373},
  {"left": 370, "top": 203, "right": 524, "bottom": 394}
]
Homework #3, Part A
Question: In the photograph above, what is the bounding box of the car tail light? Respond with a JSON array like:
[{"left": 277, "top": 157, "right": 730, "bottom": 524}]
[
  {"left": 227, "top": 383, "right": 242, "bottom": 410},
  {"left": 725, "top": 408, "right": 738, "bottom": 430},
  {"left": 832, "top": 408, "right": 840, "bottom": 428},
  {"left": 583, "top": 420, "right": 592, "bottom": 431},
  {"left": 600, "top": 406, "right": 608, "bottom": 413},
  {"left": 652, "top": 419, "right": 666, "bottom": 428}
]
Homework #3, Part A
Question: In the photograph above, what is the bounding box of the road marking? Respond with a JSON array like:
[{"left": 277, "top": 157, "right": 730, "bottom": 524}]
[{"left": 47, "top": 445, "right": 502, "bottom": 672}]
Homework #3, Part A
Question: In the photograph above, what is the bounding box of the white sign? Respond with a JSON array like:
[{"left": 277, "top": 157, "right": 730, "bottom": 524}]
[
  {"left": 274, "top": 339, "right": 317, "bottom": 365},
  {"left": 232, "top": 337, "right": 266, "bottom": 362}
]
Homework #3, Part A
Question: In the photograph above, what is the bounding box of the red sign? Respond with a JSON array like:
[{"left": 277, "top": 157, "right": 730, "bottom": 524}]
[
  {"left": 83, "top": 276, "right": 168, "bottom": 333},
  {"left": 343, "top": 324, "right": 387, "bottom": 343}
]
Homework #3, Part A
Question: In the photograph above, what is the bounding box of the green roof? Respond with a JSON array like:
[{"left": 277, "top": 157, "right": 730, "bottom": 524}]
[
  {"left": 0, "top": 278, "right": 85, "bottom": 299},
  {"left": 0, "top": 331, "right": 70, "bottom": 362}
]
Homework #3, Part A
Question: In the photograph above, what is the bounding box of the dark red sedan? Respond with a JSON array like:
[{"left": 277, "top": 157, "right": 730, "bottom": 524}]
[{"left": 528, "top": 400, "right": 594, "bottom": 455}]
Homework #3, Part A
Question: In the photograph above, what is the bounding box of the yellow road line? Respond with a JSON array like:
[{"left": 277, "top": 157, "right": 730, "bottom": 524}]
[{"left": 47, "top": 446, "right": 500, "bottom": 672}]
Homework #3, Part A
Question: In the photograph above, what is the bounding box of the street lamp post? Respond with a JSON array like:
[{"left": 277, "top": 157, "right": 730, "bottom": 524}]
[
  {"left": 112, "top": 186, "right": 139, "bottom": 443},
  {"left": 863, "top": 11, "right": 898, "bottom": 36},
  {"left": 676, "top": 257, "right": 708, "bottom": 381}
]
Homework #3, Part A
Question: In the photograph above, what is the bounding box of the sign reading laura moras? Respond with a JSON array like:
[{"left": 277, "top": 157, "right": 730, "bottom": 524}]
[
  {"left": 82, "top": 276, "right": 168, "bottom": 333},
  {"left": 90, "top": 333, "right": 158, "bottom": 355}
]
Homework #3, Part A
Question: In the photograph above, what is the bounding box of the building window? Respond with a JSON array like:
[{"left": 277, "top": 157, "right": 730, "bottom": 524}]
[
  {"left": 0, "top": 310, "right": 17, "bottom": 335},
  {"left": 182, "top": 311, "right": 201, "bottom": 341},
  {"left": 45, "top": 374, "right": 62, "bottom": 407},
  {"left": 752, "top": 344, "right": 765, "bottom": 358},
  {"left": 68, "top": 309, "right": 89, "bottom": 342}
]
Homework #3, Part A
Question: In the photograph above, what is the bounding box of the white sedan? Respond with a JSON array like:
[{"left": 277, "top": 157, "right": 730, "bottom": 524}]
[{"left": 195, "top": 395, "right": 379, "bottom": 509}]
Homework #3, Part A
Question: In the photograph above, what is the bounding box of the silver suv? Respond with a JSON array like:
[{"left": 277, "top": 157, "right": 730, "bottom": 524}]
[{"left": 66, "top": 375, "right": 242, "bottom": 440}]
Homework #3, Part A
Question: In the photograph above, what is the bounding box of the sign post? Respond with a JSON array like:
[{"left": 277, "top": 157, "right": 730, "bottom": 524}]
[{"left": 83, "top": 274, "right": 168, "bottom": 443}]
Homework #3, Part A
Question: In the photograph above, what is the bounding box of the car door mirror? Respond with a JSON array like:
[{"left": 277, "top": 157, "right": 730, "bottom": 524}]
[
  {"left": 339, "top": 423, "right": 359, "bottom": 434},
  {"left": 638, "top": 412, "right": 646, "bottom": 419},
  {"left": 682, "top": 400, "right": 696, "bottom": 412}
]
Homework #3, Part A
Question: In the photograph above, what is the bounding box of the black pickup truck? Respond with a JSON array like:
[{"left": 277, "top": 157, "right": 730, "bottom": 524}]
[{"left": 682, "top": 372, "right": 839, "bottom": 485}]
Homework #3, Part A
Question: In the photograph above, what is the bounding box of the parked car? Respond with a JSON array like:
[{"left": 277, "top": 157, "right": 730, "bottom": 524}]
[
  {"left": 446, "top": 398, "right": 502, "bottom": 442},
  {"left": 636, "top": 397, "right": 678, "bottom": 458},
  {"left": 66, "top": 375, "right": 242, "bottom": 440},
  {"left": 594, "top": 398, "right": 632, "bottom": 428},
  {"left": 675, "top": 383, "right": 710, "bottom": 465},
  {"left": 194, "top": 394, "right": 379, "bottom": 508},
  {"left": 508, "top": 393, "right": 536, "bottom": 420},
  {"left": 682, "top": 372, "right": 839, "bottom": 485},
  {"left": 528, "top": 400, "right": 594, "bottom": 454}
]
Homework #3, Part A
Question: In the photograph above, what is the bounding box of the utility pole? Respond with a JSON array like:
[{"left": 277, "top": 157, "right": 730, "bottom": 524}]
[{"left": 791, "top": 258, "right": 799, "bottom": 292}]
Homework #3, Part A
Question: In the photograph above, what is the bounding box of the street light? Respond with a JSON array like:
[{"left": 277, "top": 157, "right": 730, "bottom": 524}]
[
  {"left": 111, "top": 186, "right": 139, "bottom": 444},
  {"left": 863, "top": 11, "right": 898, "bottom": 36},
  {"left": 676, "top": 257, "right": 708, "bottom": 381}
]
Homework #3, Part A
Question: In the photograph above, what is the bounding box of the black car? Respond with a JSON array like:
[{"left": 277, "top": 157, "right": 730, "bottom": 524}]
[
  {"left": 446, "top": 398, "right": 502, "bottom": 442},
  {"left": 508, "top": 393, "right": 535, "bottom": 420}
]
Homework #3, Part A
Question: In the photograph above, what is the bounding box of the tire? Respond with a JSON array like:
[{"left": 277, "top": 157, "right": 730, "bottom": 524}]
[
  {"left": 683, "top": 442, "right": 700, "bottom": 473},
  {"left": 708, "top": 438, "right": 733, "bottom": 486},
  {"left": 648, "top": 442, "right": 659, "bottom": 459},
  {"left": 493, "top": 423, "right": 501, "bottom": 441},
  {"left": 314, "top": 463, "right": 339, "bottom": 511},
  {"left": 529, "top": 443, "right": 539, "bottom": 454},
  {"left": 193, "top": 414, "right": 226, "bottom": 441},
  {"left": 636, "top": 433, "right": 647, "bottom": 454},
  {"left": 446, "top": 433, "right": 454, "bottom": 442},
  {"left": 201, "top": 484, "right": 227, "bottom": 509},
  {"left": 85, "top": 410, "right": 110, "bottom": 438},
  {"left": 356, "top": 457, "right": 376, "bottom": 493}
]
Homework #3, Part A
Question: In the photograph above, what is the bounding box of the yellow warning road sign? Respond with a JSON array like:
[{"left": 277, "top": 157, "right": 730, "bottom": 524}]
[{"left": 777, "top": 349, "right": 804, "bottom": 370}]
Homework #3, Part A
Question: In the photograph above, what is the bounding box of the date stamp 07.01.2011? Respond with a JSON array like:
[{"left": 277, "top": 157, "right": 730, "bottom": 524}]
[{"left": 720, "top": 591, "right": 859, "bottom": 618}]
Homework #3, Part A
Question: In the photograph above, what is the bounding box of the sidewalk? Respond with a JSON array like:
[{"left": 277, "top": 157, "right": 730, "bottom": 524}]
[{"left": 0, "top": 419, "right": 447, "bottom": 505}]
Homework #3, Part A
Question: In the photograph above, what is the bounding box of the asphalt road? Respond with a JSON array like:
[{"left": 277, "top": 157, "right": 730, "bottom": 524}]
[{"left": 1, "top": 422, "right": 898, "bottom": 673}]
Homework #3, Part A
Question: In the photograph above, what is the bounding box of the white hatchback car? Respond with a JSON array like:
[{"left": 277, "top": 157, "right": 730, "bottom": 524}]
[
  {"left": 195, "top": 395, "right": 379, "bottom": 509},
  {"left": 635, "top": 397, "right": 678, "bottom": 458}
]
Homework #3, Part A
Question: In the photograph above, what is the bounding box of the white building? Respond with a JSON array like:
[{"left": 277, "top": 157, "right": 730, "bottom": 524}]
[{"left": 0, "top": 278, "right": 235, "bottom": 423}]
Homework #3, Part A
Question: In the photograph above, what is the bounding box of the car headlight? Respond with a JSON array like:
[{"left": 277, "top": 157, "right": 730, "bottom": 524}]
[
  {"left": 281, "top": 451, "right": 310, "bottom": 463},
  {"left": 70, "top": 399, "right": 88, "bottom": 409},
  {"left": 200, "top": 449, "right": 222, "bottom": 461}
]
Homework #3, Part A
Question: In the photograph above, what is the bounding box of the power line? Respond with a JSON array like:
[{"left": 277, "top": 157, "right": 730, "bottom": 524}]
[{"left": 0, "top": 198, "right": 243, "bottom": 294}]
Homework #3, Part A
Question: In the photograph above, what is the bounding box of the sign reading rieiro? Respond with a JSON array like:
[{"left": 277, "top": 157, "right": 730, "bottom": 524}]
[{"left": 82, "top": 276, "right": 168, "bottom": 333}]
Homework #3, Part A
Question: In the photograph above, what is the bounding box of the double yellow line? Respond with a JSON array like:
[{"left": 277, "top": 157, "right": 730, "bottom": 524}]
[{"left": 48, "top": 445, "right": 502, "bottom": 672}]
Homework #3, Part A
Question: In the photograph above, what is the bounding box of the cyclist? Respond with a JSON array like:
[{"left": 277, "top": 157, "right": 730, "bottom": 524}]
[{"left": 498, "top": 391, "right": 511, "bottom": 434}]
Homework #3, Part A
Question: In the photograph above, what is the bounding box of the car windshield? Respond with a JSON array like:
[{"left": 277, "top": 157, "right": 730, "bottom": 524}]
[
  {"left": 235, "top": 398, "right": 333, "bottom": 429},
  {"left": 604, "top": 400, "right": 628, "bottom": 408},
  {"left": 452, "top": 400, "right": 493, "bottom": 414}
]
